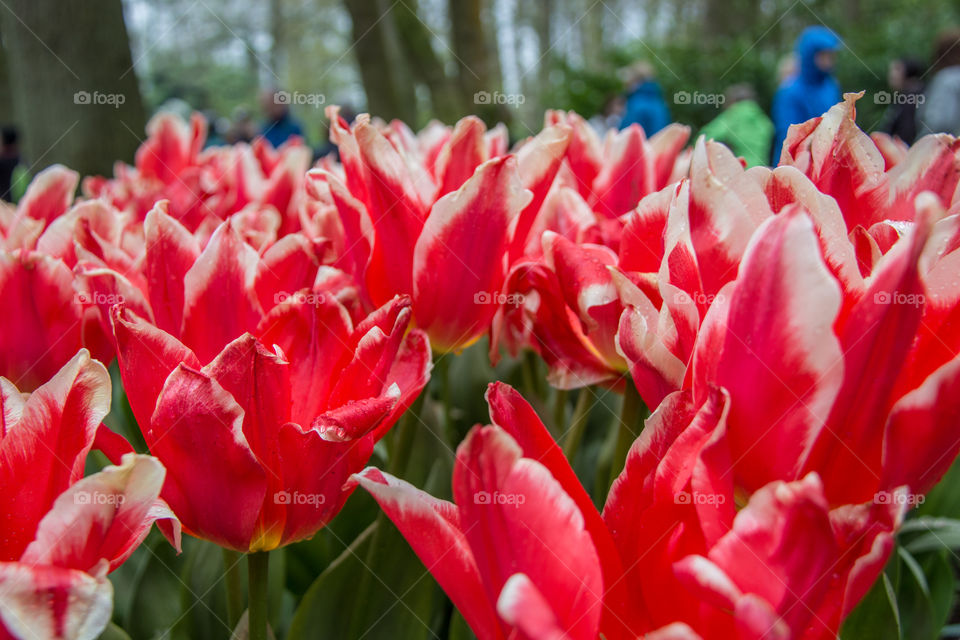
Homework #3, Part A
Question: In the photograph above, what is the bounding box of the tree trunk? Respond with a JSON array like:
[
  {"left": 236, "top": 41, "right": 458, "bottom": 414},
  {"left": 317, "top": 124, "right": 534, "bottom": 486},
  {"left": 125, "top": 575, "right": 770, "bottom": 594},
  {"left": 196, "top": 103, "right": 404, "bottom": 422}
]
[
  {"left": 448, "top": 0, "right": 510, "bottom": 126},
  {"left": 392, "top": 0, "right": 462, "bottom": 122},
  {"left": 342, "top": 0, "right": 417, "bottom": 123},
  {"left": 0, "top": 0, "right": 145, "bottom": 178}
]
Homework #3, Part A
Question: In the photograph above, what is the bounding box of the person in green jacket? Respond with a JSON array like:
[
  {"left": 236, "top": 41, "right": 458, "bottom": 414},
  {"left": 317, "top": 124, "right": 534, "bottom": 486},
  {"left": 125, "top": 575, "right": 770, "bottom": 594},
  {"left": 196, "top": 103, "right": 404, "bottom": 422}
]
[{"left": 698, "top": 84, "right": 774, "bottom": 167}]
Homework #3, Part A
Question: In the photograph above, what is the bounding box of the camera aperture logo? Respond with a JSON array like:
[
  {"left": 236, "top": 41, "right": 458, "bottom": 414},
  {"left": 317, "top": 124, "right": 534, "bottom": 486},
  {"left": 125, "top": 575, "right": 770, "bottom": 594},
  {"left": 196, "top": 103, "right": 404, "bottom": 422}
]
[
  {"left": 474, "top": 490, "right": 525, "bottom": 508},
  {"left": 274, "top": 91, "right": 326, "bottom": 108},
  {"left": 75, "top": 491, "right": 125, "bottom": 506},
  {"left": 873, "top": 491, "right": 924, "bottom": 506},
  {"left": 75, "top": 292, "right": 125, "bottom": 306},
  {"left": 874, "top": 290, "right": 924, "bottom": 307},
  {"left": 474, "top": 90, "right": 525, "bottom": 106},
  {"left": 673, "top": 91, "right": 724, "bottom": 107},
  {"left": 274, "top": 291, "right": 326, "bottom": 307},
  {"left": 274, "top": 491, "right": 326, "bottom": 506},
  {"left": 474, "top": 291, "right": 525, "bottom": 305},
  {"left": 674, "top": 491, "right": 726, "bottom": 505},
  {"left": 73, "top": 90, "right": 126, "bottom": 109}
]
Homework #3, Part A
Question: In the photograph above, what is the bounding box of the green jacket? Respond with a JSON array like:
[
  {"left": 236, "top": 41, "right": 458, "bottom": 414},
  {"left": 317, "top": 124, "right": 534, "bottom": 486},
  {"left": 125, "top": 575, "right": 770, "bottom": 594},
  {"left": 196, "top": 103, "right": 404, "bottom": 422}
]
[{"left": 698, "top": 99, "right": 774, "bottom": 167}]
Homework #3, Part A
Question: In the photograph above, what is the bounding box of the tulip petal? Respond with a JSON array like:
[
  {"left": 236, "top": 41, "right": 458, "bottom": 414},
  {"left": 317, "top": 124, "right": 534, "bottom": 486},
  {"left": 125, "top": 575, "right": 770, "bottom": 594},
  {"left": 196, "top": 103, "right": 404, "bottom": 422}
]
[
  {"left": 454, "top": 425, "right": 603, "bottom": 640},
  {"left": 21, "top": 454, "right": 180, "bottom": 573},
  {"left": 413, "top": 156, "right": 531, "bottom": 352},
  {"left": 111, "top": 305, "right": 200, "bottom": 436},
  {"left": 0, "top": 562, "right": 112, "bottom": 640},
  {"left": 256, "top": 294, "right": 355, "bottom": 427},
  {"left": 0, "top": 351, "right": 110, "bottom": 561},
  {"left": 16, "top": 165, "right": 79, "bottom": 225},
  {"left": 149, "top": 364, "right": 267, "bottom": 550},
  {"left": 435, "top": 116, "right": 488, "bottom": 197},
  {"left": 350, "top": 467, "right": 502, "bottom": 640},
  {"left": 882, "top": 353, "right": 960, "bottom": 495},
  {"left": 703, "top": 209, "right": 844, "bottom": 491},
  {"left": 485, "top": 382, "right": 634, "bottom": 639},
  {"left": 181, "top": 219, "right": 262, "bottom": 362},
  {"left": 143, "top": 202, "right": 201, "bottom": 337},
  {"left": 0, "top": 251, "right": 83, "bottom": 391},
  {"left": 496, "top": 573, "right": 568, "bottom": 640}
]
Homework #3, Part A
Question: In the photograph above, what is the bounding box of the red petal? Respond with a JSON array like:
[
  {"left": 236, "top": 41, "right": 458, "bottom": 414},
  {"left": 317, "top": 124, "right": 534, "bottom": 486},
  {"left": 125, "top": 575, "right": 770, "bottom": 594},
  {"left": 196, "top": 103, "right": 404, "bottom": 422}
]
[
  {"left": 351, "top": 467, "right": 503, "bottom": 640},
  {"left": 21, "top": 454, "right": 180, "bottom": 573},
  {"left": 143, "top": 202, "right": 201, "bottom": 337},
  {"left": 181, "top": 219, "right": 262, "bottom": 362},
  {"left": 705, "top": 210, "right": 843, "bottom": 491},
  {"left": 0, "top": 351, "right": 109, "bottom": 561},
  {"left": 454, "top": 426, "right": 603, "bottom": 640},
  {"left": 0, "top": 562, "right": 112, "bottom": 640},
  {"left": 111, "top": 305, "right": 199, "bottom": 438},
  {"left": 148, "top": 364, "right": 267, "bottom": 550},
  {"left": 413, "top": 156, "right": 531, "bottom": 352},
  {"left": 0, "top": 251, "right": 83, "bottom": 391}
]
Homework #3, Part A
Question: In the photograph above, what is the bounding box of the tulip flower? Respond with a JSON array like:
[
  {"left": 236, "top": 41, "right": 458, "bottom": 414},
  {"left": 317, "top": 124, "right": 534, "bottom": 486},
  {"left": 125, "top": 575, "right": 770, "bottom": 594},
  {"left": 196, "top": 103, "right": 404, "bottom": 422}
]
[
  {"left": 108, "top": 208, "right": 431, "bottom": 550},
  {"left": 687, "top": 198, "right": 960, "bottom": 505},
  {"left": 321, "top": 108, "right": 579, "bottom": 352},
  {"left": 0, "top": 350, "right": 179, "bottom": 640},
  {"left": 84, "top": 111, "right": 312, "bottom": 233},
  {"left": 352, "top": 382, "right": 636, "bottom": 640},
  {"left": 355, "top": 382, "right": 906, "bottom": 640}
]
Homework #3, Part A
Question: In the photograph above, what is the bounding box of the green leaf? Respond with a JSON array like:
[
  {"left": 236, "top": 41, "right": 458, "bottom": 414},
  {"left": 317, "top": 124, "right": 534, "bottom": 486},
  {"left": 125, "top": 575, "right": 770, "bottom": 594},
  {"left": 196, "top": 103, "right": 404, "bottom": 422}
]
[
  {"left": 841, "top": 572, "right": 900, "bottom": 640},
  {"left": 97, "top": 623, "right": 133, "bottom": 640},
  {"left": 287, "top": 514, "right": 439, "bottom": 640},
  {"left": 448, "top": 610, "right": 477, "bottom": 640},
  {"left": 121, "top": 532, "right": 190, "bottom": 639}
]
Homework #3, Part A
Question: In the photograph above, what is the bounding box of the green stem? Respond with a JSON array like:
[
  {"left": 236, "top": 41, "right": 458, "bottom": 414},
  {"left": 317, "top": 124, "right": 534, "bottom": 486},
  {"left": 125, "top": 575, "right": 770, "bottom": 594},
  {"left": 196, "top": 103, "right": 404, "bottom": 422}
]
[
  {"left": 435, "top": 355, "right": 454, "bottom": 437},
  {"left": 389, "top": 394, "right": 423, "bottom": 476},
  {"left": 551, "top": 389, "right": 568, "bottom": 436},
  {"left": 562, "top": 389, "right": 595, "bottom": 460},
  {"left": 247, "top": 551, "right": 270, "bottom": 640},
  {"left": 608, "top": 382, "right": 645, "bottom": 488},
  {"left": 222, "top": 548, "right": 243, "bottom": 632}
]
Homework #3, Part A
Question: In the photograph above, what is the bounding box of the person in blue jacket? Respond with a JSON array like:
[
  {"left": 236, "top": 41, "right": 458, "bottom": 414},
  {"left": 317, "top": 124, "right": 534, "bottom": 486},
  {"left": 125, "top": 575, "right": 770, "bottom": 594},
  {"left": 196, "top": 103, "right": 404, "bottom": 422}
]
[
  {"left": 259, "top": 88, "right": 305, "bottom": 148},
  {"left": 619, "top": 61, "right": 671, "bottom": 135},
  {"left": 771, "top": 27, "right": 842, "bottom": 162}
]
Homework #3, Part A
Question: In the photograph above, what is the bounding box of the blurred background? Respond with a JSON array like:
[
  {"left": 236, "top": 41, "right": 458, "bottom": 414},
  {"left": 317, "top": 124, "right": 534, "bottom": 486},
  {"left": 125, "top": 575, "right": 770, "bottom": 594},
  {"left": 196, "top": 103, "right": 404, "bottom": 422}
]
[{"left": 1, "top": 0, "right": 959, "bottom": 184}]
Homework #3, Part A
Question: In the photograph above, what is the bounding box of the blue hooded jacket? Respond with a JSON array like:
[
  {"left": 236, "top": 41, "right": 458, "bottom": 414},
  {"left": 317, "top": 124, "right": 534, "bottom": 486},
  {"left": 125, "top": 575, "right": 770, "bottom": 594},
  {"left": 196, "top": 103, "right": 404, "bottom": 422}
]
[
  {"left": 620, "top": 80, "right": 671, "bottom": 135},
  {"left": 771, "top": 27, "right": 841, "bottom": 162}
]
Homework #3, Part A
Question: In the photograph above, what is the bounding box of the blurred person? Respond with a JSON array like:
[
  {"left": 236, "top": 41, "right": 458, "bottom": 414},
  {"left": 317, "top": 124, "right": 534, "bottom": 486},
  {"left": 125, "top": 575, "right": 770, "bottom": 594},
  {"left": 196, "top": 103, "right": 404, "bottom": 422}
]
[
  {"left": 260, "top": 88, "right": 304, "bottom": 148},
  {"left": 698, "top": 83, "right": 774, "bottom": 167},
  {"left": 919, "top": 29, "right": 960, "bottom": 136},
  {"left": 771, "top": 26, "right": 842, "bottom": 161},
  {"left": 880, "top": 57, "right": 925, "bottom": 144},
  {"left": 0, "top": 126, "right": 28, "bottom": 203},
  {"left": 619, "top": 60, "right": 670, "bottom": 135},
  {"left": 225, "top": 106, "right": 257, "bottom": 144},
  {"left": 777, "top": 53, "right": 798, "bottom": 85},
  {"left": 202, "top": 109, "right": 226, "bottom": 147},
  {"left": 589, "top": 94, "right": 626, "bottom": 134}
]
